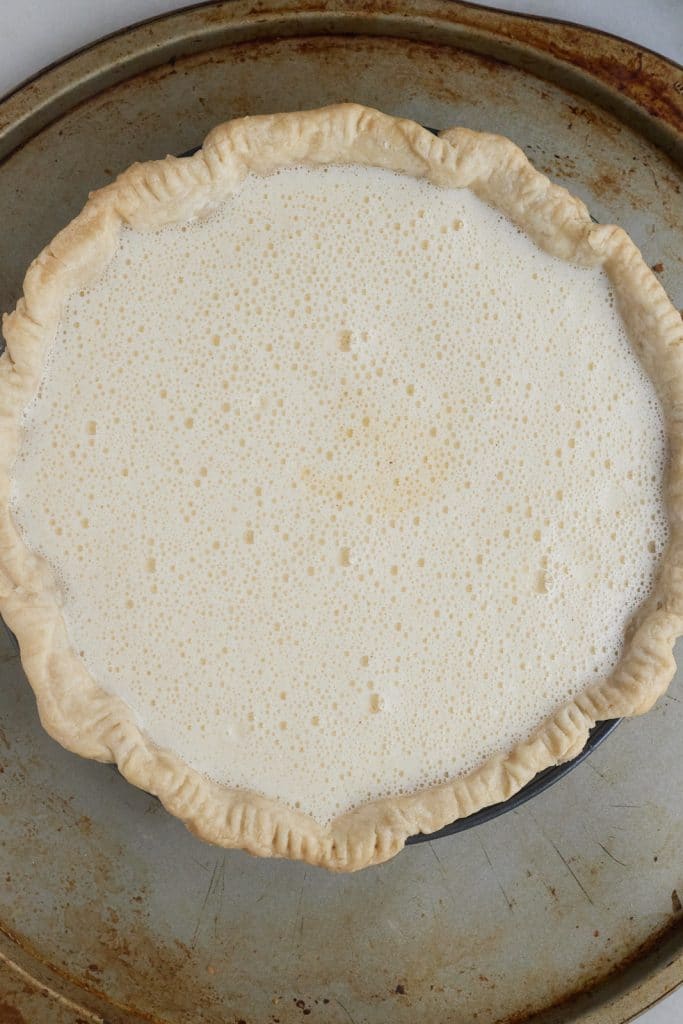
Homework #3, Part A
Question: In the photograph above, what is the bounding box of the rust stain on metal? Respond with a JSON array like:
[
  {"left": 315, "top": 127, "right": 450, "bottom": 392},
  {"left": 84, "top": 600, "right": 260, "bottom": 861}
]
[
  {"left": 92, "top": 33, "right": 504, "bottom": 118},
  {"left": 0, "top": 912, "right": 213, "bottom": 1024},
  {"left": 4, "top": 782, "right": 680, "bottom": 1023},
  {"left": 566, "top": 49, "right": 681, "bottom": 131},
  {"left": 0, "top": 794, "right": 222, "bottom": 1022},
  {"left": 494, "top": 915, "right": 683, "bottom": 1024},
  {"left": 586, "top": 169, "right": 623, "bottom": 202},
  {"left": 185, "top": 0, "right": 683, "bottom": 133},
  {"left": 0, "top": 999, "right": 28, "bottom": 1024},
  {"left": 391, "top": 0, "right": 683, "bottom": 133},
  {"left": 565, "top": 103, "right": 622, "bottom": 139},
  {"left": 76, "top": 815, "right": 93, "bottom": 836}
]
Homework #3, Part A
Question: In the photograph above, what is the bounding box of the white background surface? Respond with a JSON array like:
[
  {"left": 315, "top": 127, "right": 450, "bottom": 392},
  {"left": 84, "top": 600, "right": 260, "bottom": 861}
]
[{"left": 0, "top": 2, "right": 681, "bottom": 1021}]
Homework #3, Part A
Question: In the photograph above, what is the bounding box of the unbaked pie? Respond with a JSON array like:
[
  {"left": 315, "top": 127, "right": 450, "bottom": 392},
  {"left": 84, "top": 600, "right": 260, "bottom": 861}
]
[{"left": 1, "top": 105, "right": 681, "bottom": 870}]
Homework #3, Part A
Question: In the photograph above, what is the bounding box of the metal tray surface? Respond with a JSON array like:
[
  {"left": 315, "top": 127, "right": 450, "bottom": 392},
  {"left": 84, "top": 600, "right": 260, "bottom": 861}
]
[{"left": 0, "top": 3, "right": 681, "bottom": 1022}]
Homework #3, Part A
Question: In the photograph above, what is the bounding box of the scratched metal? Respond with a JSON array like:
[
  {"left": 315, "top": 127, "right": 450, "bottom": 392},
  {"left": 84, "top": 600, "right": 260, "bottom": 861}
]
[{"left": 0, "top": 3, "right": 682, "bottom": 1023}]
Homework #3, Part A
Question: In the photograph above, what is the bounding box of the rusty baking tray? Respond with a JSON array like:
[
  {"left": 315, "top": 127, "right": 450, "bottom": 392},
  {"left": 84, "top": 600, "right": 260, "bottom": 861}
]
[{"left": 0, "top": 3, "right": 681, "bottom": 1022}]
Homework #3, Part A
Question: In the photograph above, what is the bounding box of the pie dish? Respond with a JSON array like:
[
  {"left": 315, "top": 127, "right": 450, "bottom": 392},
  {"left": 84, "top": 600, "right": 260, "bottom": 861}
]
[{"left": 1, "top": 104, "right": 682, "bottom": 871}]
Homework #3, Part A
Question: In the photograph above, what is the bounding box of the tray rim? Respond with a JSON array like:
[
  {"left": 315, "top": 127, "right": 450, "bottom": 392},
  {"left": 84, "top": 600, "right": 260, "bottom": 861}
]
[
  {"left": 1, "top": 0, "right": 682, "bottom": 164},
  {"left": 1, "top": 0, "right": 681, "bottom": 110}
]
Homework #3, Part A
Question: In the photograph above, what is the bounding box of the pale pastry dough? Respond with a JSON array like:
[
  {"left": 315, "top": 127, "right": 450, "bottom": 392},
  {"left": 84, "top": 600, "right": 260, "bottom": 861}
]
[{"left": 1, "top": 105, "right": 682, "bottom": 871}]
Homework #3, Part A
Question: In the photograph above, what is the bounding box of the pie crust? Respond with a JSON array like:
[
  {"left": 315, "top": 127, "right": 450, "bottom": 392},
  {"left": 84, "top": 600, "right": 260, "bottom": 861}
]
[{"left": 1, "top": 104, "right": 682, "bottom": 871}]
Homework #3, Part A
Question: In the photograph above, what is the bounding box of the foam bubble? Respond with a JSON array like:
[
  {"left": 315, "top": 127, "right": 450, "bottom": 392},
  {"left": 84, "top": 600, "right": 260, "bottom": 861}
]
[{"left": 10, "top": 165, "right": 668, "bottom": 824}]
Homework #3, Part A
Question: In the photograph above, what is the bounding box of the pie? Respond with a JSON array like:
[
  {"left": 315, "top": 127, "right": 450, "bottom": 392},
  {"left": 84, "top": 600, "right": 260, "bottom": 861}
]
[{"left": 1, "top": 105, "right": 681, "bottom": 871}]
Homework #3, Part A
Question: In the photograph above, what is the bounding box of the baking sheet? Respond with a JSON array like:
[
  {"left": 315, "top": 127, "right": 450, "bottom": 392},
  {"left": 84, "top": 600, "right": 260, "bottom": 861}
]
[{"left": 0, "top": 3, "right": 681, "bottom": 1021}]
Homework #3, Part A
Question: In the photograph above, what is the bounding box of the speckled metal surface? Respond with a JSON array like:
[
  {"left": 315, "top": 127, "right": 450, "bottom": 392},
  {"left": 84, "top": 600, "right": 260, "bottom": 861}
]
[{"left": 0, "top": 3, "right": 681, "bottom": 1022}]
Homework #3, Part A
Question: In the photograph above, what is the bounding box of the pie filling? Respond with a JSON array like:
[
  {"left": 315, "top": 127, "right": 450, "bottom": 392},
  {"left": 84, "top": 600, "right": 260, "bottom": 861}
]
[{"left": 11, "top": 164, "right": 667, "bottom": 825}]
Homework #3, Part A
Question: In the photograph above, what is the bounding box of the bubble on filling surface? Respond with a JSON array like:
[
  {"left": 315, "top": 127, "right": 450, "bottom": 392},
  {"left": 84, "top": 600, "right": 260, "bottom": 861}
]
[{"left": 11, "top": 165, "right": 668, "bottom": 824}]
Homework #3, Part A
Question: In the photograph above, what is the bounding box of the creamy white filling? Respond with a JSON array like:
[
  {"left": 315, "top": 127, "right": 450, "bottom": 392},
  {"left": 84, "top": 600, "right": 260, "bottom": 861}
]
[{"left": 12, "top": 165, "right": 667, "bottom": 824}]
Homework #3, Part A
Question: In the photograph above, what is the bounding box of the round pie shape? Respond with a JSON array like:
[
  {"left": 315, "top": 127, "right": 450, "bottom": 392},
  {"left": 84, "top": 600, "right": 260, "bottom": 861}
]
[{"left": 1, "top": 105, "right": 682, "bottom": 871}]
